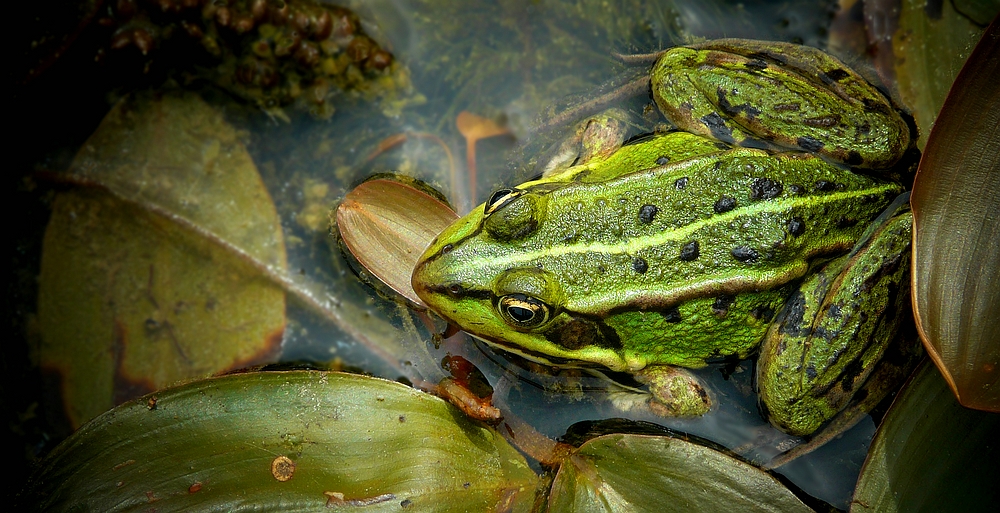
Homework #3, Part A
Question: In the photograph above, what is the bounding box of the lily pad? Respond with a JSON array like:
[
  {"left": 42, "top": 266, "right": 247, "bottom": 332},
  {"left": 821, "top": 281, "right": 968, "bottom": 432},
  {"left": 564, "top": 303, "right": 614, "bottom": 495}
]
[
  {"left": 19, "top": 371, "right": 540, "bottom": 512},
  {"left": 851, "top": 363, "right": 1000, "bottom": 512},
  {"left": 37, "top": 91, "right": 287, "bottom": 428},
  {"left": 911, "top": 18, "right": 1000, "bottom": 411},
  {"left": 547, "top": 433, "right": 812, "bottom": 512}
]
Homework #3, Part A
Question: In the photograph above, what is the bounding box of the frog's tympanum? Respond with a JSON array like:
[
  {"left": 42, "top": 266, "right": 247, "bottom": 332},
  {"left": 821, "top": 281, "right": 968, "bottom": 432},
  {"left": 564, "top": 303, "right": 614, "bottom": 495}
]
[{"left": 411, "top": 39, "right": 915, "bottom": 436}]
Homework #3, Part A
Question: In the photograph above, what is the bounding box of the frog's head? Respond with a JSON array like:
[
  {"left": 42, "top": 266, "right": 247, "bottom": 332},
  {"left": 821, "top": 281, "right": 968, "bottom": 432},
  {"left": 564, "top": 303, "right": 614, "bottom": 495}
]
[{"left": 411, "top": 188, "right": 632, "bottom": 371}]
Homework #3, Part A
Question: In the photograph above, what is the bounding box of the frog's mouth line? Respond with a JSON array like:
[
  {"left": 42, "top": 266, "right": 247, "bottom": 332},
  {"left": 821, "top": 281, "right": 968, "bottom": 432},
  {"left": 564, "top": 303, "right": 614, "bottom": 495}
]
[
  {"left": 468, "top": 337, "right": 651, "bottom": 395},
  {"left": 466, "top": 332, "right": 587, "bottom": 369}
]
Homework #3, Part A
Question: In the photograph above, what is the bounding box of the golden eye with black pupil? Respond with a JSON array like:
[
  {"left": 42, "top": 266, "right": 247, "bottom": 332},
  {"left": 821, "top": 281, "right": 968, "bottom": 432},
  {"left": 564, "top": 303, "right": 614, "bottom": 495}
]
[
  {"left": 497, "top": 294, "right": 551, "bottom": 329},
  {"left": 484, "top": 188, "right": 524, "bottom": 216}
]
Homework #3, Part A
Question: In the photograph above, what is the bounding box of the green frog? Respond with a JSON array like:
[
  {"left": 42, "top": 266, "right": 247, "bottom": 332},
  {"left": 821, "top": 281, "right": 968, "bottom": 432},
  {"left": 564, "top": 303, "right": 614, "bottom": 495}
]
[{"left": 410, "top": 39, "right": 915, "bottom": 436}]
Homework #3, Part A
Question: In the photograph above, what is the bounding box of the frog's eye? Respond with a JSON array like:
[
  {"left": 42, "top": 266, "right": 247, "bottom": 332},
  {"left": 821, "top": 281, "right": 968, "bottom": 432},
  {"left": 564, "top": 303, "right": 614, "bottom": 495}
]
[
  {"left": 484, "top": 188, "right": 524, "bottom": 216},
  {"left": 483, "top": 191, "right": 546, "bottom": 242},
  {"left": 497, "top": 293, "right": 552, "bottom": 329}
]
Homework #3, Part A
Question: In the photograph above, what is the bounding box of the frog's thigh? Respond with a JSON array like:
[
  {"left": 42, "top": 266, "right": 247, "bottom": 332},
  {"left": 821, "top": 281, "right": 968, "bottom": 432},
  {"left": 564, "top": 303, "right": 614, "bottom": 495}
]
[
  {"left": 650, "top": 47, "right": 752, "bottom": 145},
  {"left": 757, "top": 212, "right": 913, "bottom": 436},
  {"left": 636, "top": 365, "right": 713, "bottom": 417}
]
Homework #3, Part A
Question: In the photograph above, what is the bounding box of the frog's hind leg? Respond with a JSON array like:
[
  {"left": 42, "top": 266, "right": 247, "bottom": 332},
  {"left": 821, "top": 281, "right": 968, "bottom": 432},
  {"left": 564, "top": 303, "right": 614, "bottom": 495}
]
[{"left": 757, "top": 204, "right": 915, "bottom": 437}]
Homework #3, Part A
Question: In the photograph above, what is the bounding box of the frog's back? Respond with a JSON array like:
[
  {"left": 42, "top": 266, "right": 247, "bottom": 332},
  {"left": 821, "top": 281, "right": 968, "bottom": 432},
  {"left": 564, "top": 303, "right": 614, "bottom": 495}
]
[{"left": 412, "top": 133, "right": 904, "bottom": 370}]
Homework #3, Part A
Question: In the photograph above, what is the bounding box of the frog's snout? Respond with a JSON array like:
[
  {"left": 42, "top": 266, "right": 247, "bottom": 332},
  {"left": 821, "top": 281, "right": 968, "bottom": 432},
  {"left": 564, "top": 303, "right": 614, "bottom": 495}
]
[{"left": 410, "top": 254, "right": 434, "bottom": 303}]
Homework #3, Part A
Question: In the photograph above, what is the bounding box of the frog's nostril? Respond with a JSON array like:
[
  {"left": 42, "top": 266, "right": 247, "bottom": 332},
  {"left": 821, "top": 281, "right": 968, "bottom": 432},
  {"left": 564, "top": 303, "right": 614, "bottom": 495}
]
[{"left": 446, "top": 284, "right": 464, "bottom": 297}]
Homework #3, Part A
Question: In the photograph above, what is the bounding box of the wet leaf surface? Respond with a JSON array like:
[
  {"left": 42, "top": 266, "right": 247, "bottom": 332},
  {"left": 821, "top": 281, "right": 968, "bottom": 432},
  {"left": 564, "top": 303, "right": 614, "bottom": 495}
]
[
  {"left": 66, "top": 91, "right": 288, "bottom": 269},
  {"left": 955, "top": 0, "right": 1000, "bottom": 25},
  {"left": 911, "top": 17, "right": 1000, "bottom": 411},
  {"left": 20, "top": 371, "right": 540, "bottom": 512},
  {"left": 892, "top": 0, "right": 998, "bottom": 148},
  {"left": 37, "top": 91, "right": 287, "bottom": 429},
  {"left": 851, "top": 363, "right": 1000, "bottom": 512},
  {"left": 336, "top": 176, "right": 458, "bottom": 307},
  {"left": 547, "top": 433, "right": 813, "bottom": 512}
]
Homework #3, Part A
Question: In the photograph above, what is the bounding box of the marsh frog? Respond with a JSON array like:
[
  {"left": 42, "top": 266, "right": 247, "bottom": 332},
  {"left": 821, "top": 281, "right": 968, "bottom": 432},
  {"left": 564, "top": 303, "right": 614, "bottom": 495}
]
[{"left": 411, "top": 39, "right": 915, "bottom": 436}]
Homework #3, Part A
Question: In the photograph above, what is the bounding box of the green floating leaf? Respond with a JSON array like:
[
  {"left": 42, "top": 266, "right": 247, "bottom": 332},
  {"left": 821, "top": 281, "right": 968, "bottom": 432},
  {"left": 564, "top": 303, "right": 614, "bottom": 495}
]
[
  {"left": 20, "top": 371, "right": 540, "bottom": 512},
  {"left": 67, "top": 91, "right": 288, "bottom": 269},
  {"left": 337, "top": 176, "right": 457, "bottom": 307},
  {"left": 851, "top": 363, "right": 1000, "bottom": 512},
  {"left": 547, "top": 434, "right": 812, "bottom": 512},
  {"left": 892, "top": 0, "right": 996, "bottom": 149},
  {"left": 38, "top": 91, "right": 287, "bottom": 428},
  {"left": 955, "top": 0, "right": 1000, "bottom": 26},
  {"left": 911, "top": 18, "right": 1000, "bottom": 411}
]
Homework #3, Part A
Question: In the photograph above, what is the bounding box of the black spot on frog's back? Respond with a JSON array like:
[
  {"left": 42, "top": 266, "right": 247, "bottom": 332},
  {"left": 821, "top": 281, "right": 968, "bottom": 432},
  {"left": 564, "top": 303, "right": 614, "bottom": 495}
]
[
  {"left": 747, "top": 51, "right": 786, "bottom": 67},
  {"left": 778, "top": 291, "right": 808, "bottom": 337},
  {"left": 638, "top": 204, "right": 658, "bottom": 224},
  {"left": 679, "top": 241, "right": 700, "bottom": 261},
  {"left": 714, "top": 196, "right": 737, "bottom": 213},
  {"left": 731, "top": 246, "right": 760, "bottom": 263},
  {"left": 751, "top": 304, "right": 775, "bottom": 323},
  {"left": 787, "top": 217, "right": 805, "bottom": 237},
  {"left": 813, "top": 180, "right": 840, "bottom": 192},
  {"left": 837, "top": 358, "right": 866, "bottom": 393},
  {"left": 835, "top": 216, "right": 859, "bottom": 229},
  {"left": 716, "top": 88, "right": 761, "bottom": 119},
  {"left": 750, "top": 178, "right": 783, "bottom": 200},
  {"left": 803, "top": 116, "right": 839, "bottom": 128},
  {"left": 862, "top": 98, "right": 889, "bottom": 114}
]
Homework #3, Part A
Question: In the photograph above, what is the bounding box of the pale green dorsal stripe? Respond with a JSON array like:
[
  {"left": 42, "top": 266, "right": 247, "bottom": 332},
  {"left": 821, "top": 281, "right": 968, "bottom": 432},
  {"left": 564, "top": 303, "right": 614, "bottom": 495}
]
[{"left": 484, "top": 184, "right": 899, "bottom": 269}]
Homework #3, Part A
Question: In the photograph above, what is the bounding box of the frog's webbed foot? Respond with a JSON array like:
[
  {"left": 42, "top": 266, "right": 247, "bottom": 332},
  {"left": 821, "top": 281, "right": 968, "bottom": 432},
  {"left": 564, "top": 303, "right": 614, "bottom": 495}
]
[
  {"left": 758, "top": 203, "right": 915, "bottom": 436},
  {"left": 636, "top": 365, "right": 713, "bottom": 417}
]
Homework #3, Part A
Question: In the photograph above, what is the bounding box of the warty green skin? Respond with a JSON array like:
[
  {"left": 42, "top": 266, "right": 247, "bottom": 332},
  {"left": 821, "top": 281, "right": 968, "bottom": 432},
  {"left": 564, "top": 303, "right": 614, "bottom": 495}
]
[{"left": 411, "top": 132, "right": 904, "bottom": 372}]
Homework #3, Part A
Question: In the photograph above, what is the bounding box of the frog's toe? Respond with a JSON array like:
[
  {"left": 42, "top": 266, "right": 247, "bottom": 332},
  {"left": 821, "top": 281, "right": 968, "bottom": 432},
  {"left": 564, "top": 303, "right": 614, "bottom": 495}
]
[{"left": 638, "top": 366, "right": 713, "bottom": 417}]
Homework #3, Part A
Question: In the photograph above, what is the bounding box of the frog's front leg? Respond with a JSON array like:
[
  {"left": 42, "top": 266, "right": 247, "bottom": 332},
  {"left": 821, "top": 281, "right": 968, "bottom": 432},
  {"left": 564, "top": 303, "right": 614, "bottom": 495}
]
[
  {"left": 757, "top": 204, "right": 914, "bottom": 436},
  {"left": 537, "top": 108, "right": 632, "bottom": 176},
  {"left": 636, "top": 365, "right": 713, "bottom": 417}
]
